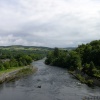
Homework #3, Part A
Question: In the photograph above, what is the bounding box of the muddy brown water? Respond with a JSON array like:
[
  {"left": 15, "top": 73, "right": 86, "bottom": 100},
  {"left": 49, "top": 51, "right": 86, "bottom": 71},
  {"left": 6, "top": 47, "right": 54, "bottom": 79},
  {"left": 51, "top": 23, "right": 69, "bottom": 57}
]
[{"left": 0, "top": 59, "right": 100, "bottom": 100}]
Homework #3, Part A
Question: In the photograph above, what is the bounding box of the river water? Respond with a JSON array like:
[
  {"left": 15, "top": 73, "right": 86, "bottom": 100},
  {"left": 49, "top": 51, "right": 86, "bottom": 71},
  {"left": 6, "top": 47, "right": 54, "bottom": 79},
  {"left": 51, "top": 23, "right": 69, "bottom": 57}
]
[{"left": 0, "top": 59, "right": 100, "bottom": 100}]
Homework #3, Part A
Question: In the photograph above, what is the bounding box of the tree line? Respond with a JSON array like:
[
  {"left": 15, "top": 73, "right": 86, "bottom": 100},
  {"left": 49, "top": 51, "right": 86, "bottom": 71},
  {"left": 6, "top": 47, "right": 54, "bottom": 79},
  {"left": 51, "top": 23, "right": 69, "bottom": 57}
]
[
  {"left": 45, "top": 40, "right": 100, "bottom": 79},
  {"left": 0, "top": 49, "right": 46, "bottom": 71}
]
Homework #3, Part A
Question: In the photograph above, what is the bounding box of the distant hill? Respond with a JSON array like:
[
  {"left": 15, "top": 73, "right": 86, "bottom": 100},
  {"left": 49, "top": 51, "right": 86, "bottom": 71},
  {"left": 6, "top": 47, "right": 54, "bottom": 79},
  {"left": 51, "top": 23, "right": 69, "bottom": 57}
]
[
  {"left": 60, "top": 47, "right": 76, "bottom": 51},
  {"left": 0, "top": 45, "right": 76, "bottom": 51},
  {"left": 0, "top": 45, "right": 53, "bottom": 51}
]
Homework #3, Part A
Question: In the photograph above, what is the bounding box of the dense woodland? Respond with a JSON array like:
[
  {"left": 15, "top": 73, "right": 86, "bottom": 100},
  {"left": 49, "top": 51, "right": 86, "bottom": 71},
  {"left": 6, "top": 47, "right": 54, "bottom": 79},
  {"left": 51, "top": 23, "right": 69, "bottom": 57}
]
[
  {"left": 0, "top": 48, "right": 47, "bottom": 71},
  {"left": 45, "top": 40, "right": 100, "bottom": 79}
]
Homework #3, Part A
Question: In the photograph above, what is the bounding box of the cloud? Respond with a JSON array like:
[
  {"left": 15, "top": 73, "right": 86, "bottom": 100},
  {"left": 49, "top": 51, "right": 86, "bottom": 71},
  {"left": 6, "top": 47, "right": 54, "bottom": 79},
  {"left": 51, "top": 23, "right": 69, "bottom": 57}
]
[{"left": 0, "top": 0, "right": 100, "bottom": 47}]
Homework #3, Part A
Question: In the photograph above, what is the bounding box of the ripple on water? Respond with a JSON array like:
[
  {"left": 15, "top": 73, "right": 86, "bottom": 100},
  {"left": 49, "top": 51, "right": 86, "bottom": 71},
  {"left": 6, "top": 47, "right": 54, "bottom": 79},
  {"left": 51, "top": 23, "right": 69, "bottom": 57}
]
[{"left": 0, "top": 59, "right": 100, "bottom": 100}]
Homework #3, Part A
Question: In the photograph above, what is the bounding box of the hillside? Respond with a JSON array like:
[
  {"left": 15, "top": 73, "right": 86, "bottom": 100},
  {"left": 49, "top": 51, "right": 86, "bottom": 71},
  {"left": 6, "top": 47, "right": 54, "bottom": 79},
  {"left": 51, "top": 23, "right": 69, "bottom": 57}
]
[{"left": 0, "top": 45, "right": 52, "bottom": 51}]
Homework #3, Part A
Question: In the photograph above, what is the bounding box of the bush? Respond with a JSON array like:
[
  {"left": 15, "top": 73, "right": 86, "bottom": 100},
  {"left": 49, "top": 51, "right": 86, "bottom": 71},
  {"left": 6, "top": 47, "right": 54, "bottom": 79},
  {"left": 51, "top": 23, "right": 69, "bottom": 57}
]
[{"left": 76, "top": 74, "right": 86, "bottom": 83}]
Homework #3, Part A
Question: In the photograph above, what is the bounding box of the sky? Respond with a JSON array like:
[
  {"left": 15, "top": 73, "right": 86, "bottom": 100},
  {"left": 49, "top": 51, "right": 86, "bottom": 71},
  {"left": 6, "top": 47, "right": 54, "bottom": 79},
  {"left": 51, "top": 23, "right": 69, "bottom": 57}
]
[{"left": 0, "top": 0, "right": 100, "bottom": 47}]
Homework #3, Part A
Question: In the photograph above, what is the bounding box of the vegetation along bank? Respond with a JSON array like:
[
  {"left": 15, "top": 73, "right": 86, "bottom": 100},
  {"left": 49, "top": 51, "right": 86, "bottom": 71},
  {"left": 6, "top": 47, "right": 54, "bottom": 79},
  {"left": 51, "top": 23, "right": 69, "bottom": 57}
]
[
  {"left": 45, "top": 40, "right": 100, "bottom": 86},
  {"left": 0, "top": 46, "right": 48, "bottom": 83}
]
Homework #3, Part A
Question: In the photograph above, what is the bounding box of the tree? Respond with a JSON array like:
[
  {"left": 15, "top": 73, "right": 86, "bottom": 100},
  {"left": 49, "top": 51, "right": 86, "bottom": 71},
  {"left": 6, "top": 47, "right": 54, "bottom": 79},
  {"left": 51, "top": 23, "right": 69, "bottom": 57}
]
[
  {"left": 53, "top": 48, "right": 59, "bottom": 57},
  {"left": 0, "top": 63, "right": 5, "bottom": 70},
  {"left": 68, "top": 51, "right": 82, "bottom": 70},
  {"left": 88, "top": 61, "right": 95, "bottom": 76},
  {"left": 3, "top": 61, "right": 10, "bottom": 69}
]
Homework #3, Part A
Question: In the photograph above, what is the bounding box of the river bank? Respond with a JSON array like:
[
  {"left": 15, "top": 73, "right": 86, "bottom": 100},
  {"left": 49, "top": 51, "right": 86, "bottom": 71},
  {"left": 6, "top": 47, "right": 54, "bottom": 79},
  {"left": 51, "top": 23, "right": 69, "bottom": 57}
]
[
  {"left": 0, "top": 66, "right": 37, "bottom": 84},
  {"left": 0, "top": 59, "right": 100, "bottom": 100},
  {"left": 69, "top": 70, "right": 100, "bottom": 87}
]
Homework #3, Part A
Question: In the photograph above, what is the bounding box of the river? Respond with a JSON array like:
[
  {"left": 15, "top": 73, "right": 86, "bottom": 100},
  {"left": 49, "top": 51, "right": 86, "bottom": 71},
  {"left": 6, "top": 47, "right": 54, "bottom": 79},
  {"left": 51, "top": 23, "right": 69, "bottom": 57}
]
[{"left": 0, "top": 59, "right": 100, "bottom": 100}]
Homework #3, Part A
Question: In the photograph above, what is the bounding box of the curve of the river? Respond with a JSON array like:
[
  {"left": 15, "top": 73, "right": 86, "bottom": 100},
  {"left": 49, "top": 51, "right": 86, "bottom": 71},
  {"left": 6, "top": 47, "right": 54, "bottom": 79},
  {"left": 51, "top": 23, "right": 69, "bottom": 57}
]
[{"left": 0, "top": 59, "right": 100, "bottom": 100}]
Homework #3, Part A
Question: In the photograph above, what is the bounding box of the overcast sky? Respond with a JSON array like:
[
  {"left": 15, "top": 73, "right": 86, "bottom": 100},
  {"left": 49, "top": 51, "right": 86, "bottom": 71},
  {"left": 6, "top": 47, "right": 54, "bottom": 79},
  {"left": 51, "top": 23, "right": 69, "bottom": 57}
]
[{"left": 0, "top": 0, "right": 100, "bottom": 47}]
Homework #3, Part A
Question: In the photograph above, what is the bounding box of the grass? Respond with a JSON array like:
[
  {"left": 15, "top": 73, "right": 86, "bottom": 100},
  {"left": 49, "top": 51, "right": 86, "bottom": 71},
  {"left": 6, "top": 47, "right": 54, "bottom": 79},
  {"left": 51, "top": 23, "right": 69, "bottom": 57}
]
[
  {"left": 0, "top": 66, "right": 37, "bottom": 83},
  {"left": 76, "top": 74, "right": 93, "bottom": 86},
  {"left": 0, "top": 66, "right": 24, "bottom": 76},
  {"left": 69, "top": 71, "right": 94, "bottom": 86},
  {"left": 76, "top": 74, "right": 86, "bottom": 83},
  {"left": 16, "top": 67, "right": 37, "bottom": 77},
  {"left": 5, "top": 67, "right": 37, "bottom": 82}
]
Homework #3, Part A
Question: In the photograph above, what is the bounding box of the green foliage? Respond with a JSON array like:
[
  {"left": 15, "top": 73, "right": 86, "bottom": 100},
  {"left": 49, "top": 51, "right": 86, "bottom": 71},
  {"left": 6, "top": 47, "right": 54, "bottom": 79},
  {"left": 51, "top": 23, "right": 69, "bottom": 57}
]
[
  {"left": 45, "top": 40, "right": 100, "bottom": 79},
  {"left": 76, "top": 74, "right": 93, "bottom": 85},
  {"left": 76, "top": 74, "right": 86, "bottom": 83},
  {"left": 3, "top": 61, "right": 10, "bottom": 69},
  {"left": 87, "top": 79, "right": 93, "bottom": 85},
  {"left": 68, "top": 51, "right": 82, "bottom": 70},
  {"left": 45, "top": 48, "right": 82, "bottom": 70},
  {"left": 0, "top": 63, "right": 5, "bottom": 70},
  {"left": 0, "top": 49, "right": 46, "bottom": 71},
  {"left": 16, "top": 68, "right": 35, "bottom": 77},
  {"left": 53, "top": 48, "right": 59, "bottom": 57}
]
